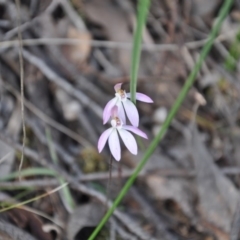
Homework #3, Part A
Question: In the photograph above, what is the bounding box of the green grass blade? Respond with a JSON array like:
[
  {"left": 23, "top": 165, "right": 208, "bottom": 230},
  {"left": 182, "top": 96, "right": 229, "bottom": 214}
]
[
  {"left": 45, "top": 127, "right": 58, "bottom": 164},
  {"left": 58, "top": 177, "right": 75, "bottom": 210},
  {"left": 89, "top": 0, "right": 234, "bottom": 239},
  {"left": 0, "top": 182, "right": 68, "bottom": 213},
  {"left": 45, "top": 127, "right": 75, "bottom": 210},
  {"left": 224, "top": 29, "right": 240, "bottom": 71},
  {"left": 0, "top": 167, "right": 58, "bottom": 181},
  {"left": 130, "top": 0, "right": 150, "bottom": 104},
  {"left": 14, "top": 188, "right": 35, "bottom": 200}
]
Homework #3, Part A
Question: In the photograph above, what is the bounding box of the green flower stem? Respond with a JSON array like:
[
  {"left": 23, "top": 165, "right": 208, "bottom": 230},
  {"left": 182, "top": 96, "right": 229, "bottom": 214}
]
[
  {"left": 89, "top": 0, "right": 233, "bottom": 239},
  {"left": 130, "top": 0, "right": 150, "bottom": 104}
]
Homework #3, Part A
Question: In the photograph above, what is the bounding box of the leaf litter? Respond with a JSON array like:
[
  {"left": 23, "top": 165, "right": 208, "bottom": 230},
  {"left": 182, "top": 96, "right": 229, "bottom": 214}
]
[{"left": 0, "top": 0, "right": 240, "bottom": 239}]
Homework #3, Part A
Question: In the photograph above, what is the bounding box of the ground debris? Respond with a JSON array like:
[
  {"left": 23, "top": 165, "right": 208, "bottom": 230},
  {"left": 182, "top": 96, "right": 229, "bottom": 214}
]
[{"left": 0, "top": 0, "right": 239, "bottom": 239}]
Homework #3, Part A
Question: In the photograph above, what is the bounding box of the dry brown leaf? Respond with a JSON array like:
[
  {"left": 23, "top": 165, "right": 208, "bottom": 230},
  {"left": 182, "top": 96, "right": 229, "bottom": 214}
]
[
  {"left": 7, "top": 208, "right": 52, "bottom": 240},
  {"left": 67, "top": 201, "right": 105, "bottom": 240},
  {"left": 146, "top": 174, "right": 195, "bottom": 218},
  {"left": 0, "top": 221, "right": 37, "bottom": 240},
  {"left": 191, "top": 126, "right": 239, "bottom": 233},
  {"left": 123, "top": 152, "right": 196, "bottom": 218},
  {"left": 84, "top": 0, "right": 132, "bottom": 74},
  {"left": 66, "top": 27, "right": 92, "bottom": 65}
]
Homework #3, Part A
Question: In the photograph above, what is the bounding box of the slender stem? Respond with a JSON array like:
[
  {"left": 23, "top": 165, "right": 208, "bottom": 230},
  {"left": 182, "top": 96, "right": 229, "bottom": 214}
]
[
  {"left": 130, "top": 0, "right": 150, "bottom": 104},
  {"left": 15, "top": 0, "right": 26, "bottom": 181},
  {"left": 117, "top": 162, "right": 122, "bottom": 192},
  {"left": 105, "top": 155, "right": 113, "bottom": 212},
  {"left": 89, "top": 1, "right": 233, "bottom": 239}
]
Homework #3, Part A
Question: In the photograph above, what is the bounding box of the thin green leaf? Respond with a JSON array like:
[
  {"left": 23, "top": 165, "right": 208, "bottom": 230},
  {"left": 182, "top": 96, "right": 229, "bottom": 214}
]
[
  {"left": 0, "top": 182, "right": 68, "bottom": 213},
  {"left": 89, "top": 0, "right": 234, "bottom": 239},
  {"left": 45, "top": 127, "right": 58, "bottom": 164},
  {"left": 58, "top": 177, "right": 75, "bottom": 210},
  {"left": 45, "top": 127, "right": 75, "bottom": 210},
  {"left": 224, "top": 29, "right": 240, "bottom": 71},
  {"left": 14, "top": 188, "right": 34, "bottom": 200},
  {"left": 130, "top": 0, "right": 150, "bottom": 104},
  {"left": 0, "top": 168, "right": 57, "bottom": 182}
]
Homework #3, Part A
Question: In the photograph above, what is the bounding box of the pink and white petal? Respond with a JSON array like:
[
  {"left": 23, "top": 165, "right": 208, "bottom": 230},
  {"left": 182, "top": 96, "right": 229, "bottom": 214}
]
[
  {"left": 122, "top": 125, "right": 148, "bottom": 139},
  {"left": 118, "top": 103, "right": 126, "bottom": 124},
  {"left": 108, "top": 129, "right": 121, "bottom": 161},
  {"left": 111, "top": 105, "right": 119, "bottom": 118},
  {"left": 114, "top": 83, "right": 122, "bottom": 92},
  {"left": 98, "top": 128, "right": 113, "bottom": 153},
  {"left": 136, "top": 92, "right": 153, "bottom": 103},
  {"left": 103, "top": 97, "right": 117, "bottom": 124},
  {"left": 118, "top": 129, "right": 137, "bottom": 155},
  {"left": 122, "top": 99, "right": 139, "bottom": 127},
  {"left": 126, "top": 92, "right": 153, "bottom": 103}
]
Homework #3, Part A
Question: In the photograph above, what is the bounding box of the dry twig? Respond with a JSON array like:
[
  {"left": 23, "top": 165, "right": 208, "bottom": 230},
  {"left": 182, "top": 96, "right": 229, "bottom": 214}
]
[
  {"left": 14, "top": 0, "right": 26, "bottom": 180},
  {"left": 0, "top": 28, "right": 237, "bottom": 51},
  {"left": 2, "top": 81, "right": 91, "bottom": 147},
  {"left": 22, "top": 49, "right": 102, "bottom": 119}
]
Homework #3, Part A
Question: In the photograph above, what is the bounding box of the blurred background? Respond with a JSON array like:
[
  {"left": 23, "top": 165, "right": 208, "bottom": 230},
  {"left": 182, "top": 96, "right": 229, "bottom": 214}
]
[{"left": 0, "top": 0, "right": 240, "bottom": 239}]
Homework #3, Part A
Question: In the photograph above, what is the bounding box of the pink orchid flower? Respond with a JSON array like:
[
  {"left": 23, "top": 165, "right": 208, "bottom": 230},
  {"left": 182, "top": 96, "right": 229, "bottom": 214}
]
[
  {"left": 103, "top": 83, "right": 153, "bottom": 127},
  {"left": 98, "top": 106, "right": 148, "bottom": 161}
]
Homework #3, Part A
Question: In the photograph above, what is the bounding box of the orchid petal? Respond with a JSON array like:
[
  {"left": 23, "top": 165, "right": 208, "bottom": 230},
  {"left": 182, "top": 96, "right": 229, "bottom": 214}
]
[
  {"left": 103, "top": 97, "right": 117, "bottom": 124},
  {"left": 98, "top": 128, "right": 113, "bottom": 153},
  {"left": 114, "top": 83, "right": 122, "bottom": 92},
  {"left": 122, "top": 99, "right": 139, "bottom": 127},
  {"left": 111, "top": 105, "right": 119, "bottom": 118},
  {"left": 108, "top": 129, "right": 121, "bottom": 161},
  {"left": 123, "top": 125, "right": 148, "bottom": 139},
  {"left": 117, "top": 103, "right": 126, "bottom": 124},
  {"left": 118, "top": 129, "right": 137, "bottom": 155},
  {"left": 127, "top": 92, "right": 153, "bottom": 103}
]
